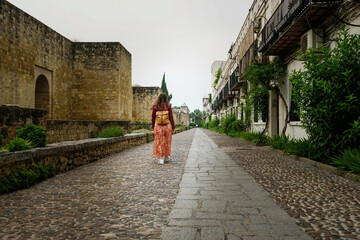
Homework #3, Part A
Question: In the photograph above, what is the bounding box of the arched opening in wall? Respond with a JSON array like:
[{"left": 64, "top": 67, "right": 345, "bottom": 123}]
[{"left": 35, "top": 74, "right": 49, "bottom": 113}]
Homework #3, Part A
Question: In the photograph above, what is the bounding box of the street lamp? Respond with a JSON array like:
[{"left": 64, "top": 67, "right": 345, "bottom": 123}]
[{"left": 253, "top": 16, "right": 268, "bottom": 34}]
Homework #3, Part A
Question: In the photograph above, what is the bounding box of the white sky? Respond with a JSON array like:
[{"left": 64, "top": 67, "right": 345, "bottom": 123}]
[{"left": 8, "top": 0, "right": 253, "bottom": 112}]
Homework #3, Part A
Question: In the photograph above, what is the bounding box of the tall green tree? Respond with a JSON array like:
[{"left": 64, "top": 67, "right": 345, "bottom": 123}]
[{"left": 161, "top": 73, "right": 172, "bottom": 102}]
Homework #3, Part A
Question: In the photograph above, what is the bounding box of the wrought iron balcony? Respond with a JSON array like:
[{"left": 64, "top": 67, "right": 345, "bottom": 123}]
[{"left": 259, "top": 0, "right": 343, "bottom": 55}]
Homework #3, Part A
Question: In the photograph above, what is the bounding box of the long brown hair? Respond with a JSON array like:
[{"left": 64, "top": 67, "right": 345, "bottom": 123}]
[{"left": 154, "top": 93, "right": 169, "bottom": 110}]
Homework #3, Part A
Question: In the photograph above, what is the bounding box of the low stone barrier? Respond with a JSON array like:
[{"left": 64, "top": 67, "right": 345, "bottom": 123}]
[
  {"left": 46, "top": 120, "right": 130, "bottom": 144},
  {"left": 0, "top": 128, "right": 184, "bottom": 181}
]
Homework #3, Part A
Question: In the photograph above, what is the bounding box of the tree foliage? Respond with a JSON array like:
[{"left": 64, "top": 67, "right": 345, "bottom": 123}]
[
  {"left": 243, "top": 57, "right": 286, "bottom": 133},
  {"left": 190, "top": 109, "right": 203, "bottom": 125},
  {"left": 290, "top": 27, "right": 360, "bottom": 161},
  {"left": 161, "top": 73, "right": 172, "bottom": 102}
]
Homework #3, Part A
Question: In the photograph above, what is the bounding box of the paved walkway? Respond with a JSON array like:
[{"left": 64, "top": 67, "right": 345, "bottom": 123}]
[
  {"left": 7, "top": 128, "right": 356, "bottom": 239},
  {"left": 204, "top": 129, "right": 360, "bottom": 240},
  {"left": 0, "top": 130, "right": 195, "bottom": 239},
  {"left": 162, "top": 129, "right": 312, "bottom": 240}
]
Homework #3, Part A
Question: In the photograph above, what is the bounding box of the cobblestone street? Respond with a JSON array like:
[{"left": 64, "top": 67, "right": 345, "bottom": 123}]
[
  {"left": 0, "top": 130, "right": 195, "bottom": 240},
  {"left": 1, "top": 129, "right": 359, "bottom": 239}
]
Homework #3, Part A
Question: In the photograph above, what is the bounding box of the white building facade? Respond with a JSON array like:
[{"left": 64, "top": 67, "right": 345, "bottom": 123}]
[{"left": 209, "top": 0, "right": 360, "bottom": 139}]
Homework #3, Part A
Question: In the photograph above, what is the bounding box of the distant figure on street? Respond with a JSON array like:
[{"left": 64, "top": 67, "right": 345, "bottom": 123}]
[{"left": 152, "top": 93, "right": 175, "bottom": 164}]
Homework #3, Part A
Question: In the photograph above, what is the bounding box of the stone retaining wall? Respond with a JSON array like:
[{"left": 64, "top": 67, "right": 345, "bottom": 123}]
[
  {"left": 0, "top": 105, "right": 47, "bottom": 145},
  {"left": 46, "top": 120, "right": 131, "bottom": 144},
  {"left": 0, "top": 128, "right": 184, "bottom": 181},
  {"left": 0, "top": 105, "right": 154, "bottom": 145}
]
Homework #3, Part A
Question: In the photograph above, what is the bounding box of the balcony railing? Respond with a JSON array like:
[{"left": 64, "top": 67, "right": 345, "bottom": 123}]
[
  {"left": 230, "top": 70, "right": 238, "bottom": 89},
  {"left": 259, "top": 0, "right": 343, "bottom": 55},
  {"left": 223, "top": 83, "right": 229, "bottom": 100}
]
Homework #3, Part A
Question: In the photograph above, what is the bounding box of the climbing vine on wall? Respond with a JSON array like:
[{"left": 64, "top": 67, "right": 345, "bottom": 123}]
[{"left": 212, "top": 68, "right": 222, "bottom": 88}]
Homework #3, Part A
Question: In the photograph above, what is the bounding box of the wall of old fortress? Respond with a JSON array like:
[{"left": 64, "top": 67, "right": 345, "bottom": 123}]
[
  {"left": 0, "top": 0, "right": 74, "bottom": 119},
  {"left": 0, "top": 1, "right": 181, "bottom": 145},
  {"left": 0, "top": 0, "right": 132, "bottom": 121},
  {"left": 72, "top": 42, "right": 132, "bottom": 121},
  {"left": 132, "top": 87, "right": 162, "bottom": 122}
]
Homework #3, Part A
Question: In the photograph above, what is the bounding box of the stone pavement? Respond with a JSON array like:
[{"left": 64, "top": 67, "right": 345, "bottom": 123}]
[
  {"left": 204, "top": 129, "right": 360, "bottom": 240},
  {"left": 162, "top": 129, "right": 312, "bottom": 240},
  {"left": 0, "top": 130, "right": 195, "bottom": 239}
]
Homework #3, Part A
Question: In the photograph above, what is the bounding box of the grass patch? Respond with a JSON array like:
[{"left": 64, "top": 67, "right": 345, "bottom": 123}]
[
  {"left": 331, "top": 148, "right": 360, "bottom": 175},
  {"left": 98, "top": 126, "right": 125, "bottom": 138},
  {"left": 6, "top": 137, "right": 32, "bottom": 152},
  {"left": 0, "top": 162, "right": 57, "bottom": 195}
]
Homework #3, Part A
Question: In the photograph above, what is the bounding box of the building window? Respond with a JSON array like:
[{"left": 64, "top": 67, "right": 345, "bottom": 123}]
[
  {"left": 289, "top": 100, "right": 300, "bottom": 121},
  {"left": 253, "top": 102, "right": 259, "bottom": 123}
]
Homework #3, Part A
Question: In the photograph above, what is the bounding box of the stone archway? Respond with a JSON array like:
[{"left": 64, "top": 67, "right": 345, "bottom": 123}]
[{"left": 35, "top": 74, "right": 49, "bottom": 113}]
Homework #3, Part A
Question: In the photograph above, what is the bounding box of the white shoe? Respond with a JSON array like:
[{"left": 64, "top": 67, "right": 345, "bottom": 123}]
[
  {"left": 158, "top": 158, "right": 164, "bottom": 165},
  {"left": 164, "top": 156, "right": 170, "bottom": 163}
]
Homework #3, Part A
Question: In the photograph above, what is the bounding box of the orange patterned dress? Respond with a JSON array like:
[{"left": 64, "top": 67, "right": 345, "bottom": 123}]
[
  {"left": 152, "top": 104, "right": 175, "bottom": 159},
  {"left": 153, "top": 123, "right": 173, "bottom": 158}
]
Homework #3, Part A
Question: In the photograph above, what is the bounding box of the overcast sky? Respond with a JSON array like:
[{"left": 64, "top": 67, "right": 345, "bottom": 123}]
[{"left": 8, "top": 0, "right": 253, "bottom": 112}]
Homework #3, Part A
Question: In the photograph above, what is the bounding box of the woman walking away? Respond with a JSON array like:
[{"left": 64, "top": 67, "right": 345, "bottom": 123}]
[{"left": 152, "top": 93, "right": 175, "bottom": 164}]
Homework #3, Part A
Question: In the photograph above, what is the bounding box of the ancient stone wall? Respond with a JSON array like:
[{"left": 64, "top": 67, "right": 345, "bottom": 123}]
[
  {"left": 0, "top": 105, "right": 47, "bottom": 145},
  {"left": 0, "top": 0, "right": 74, "bottom": 119},
  {"left": 0, "top": 0, "right": 132, "bottom": 121},
  {"left": 132, "top": 87, "right": 162, "bottom": 121},
  {"left": 72, "top": 42, "right": 132, "bottom": 121}
]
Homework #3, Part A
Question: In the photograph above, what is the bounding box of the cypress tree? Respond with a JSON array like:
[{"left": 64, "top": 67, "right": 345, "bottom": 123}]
[{"left": 161, "top": 72, "right": 172, "bottom": 102}]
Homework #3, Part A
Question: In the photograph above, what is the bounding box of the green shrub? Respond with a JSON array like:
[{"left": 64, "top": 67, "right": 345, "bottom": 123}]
[
  {"left": 286, "top": 138, "right": 320, "bottom": 160},
  {"left": 250, "top": 132, "right": 269, "bottom": 144},
  {"left": 6, "top": 137, "right": 32, "bottom": 152},
  {"left": 331, "top": 148, "right": 360, "bottom": 174},
  {"left": 209, "top": 118, "right": 220, "bottom": 130},
  {"left": 269, "top": 134, "right": 289, "bottom": 150},
  {"left": 0, "top": 148, "right": 9, "bottom": 154},
  {"left": 16, "top": 123, "right": 47, "bottom": 147},
  {"left": 90, "top": 131, "right": 98, "bottom": 138},
  {"left": 98, "top": 126, "right": 124, "bottom": 138},
  {"left": 234, "top": 131, "right": 268, "bottom": 144},
  {"left": 230, "top": 120, "right": 246, "bottom": 132},
  {"left": 0, "top": 162, "right": 56, "bottom": 195},
  {"left": 0, "top": 134, "right": 3, "bottom": 146},
  {"left": 290, "top": 28, "right": 360, "bottom": 160},
  {"left": 189, "top": 122, "right": 197, "bottom": 127},
  {"left": 220, "top": 114, "right": 236, "bottom": 134}
]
